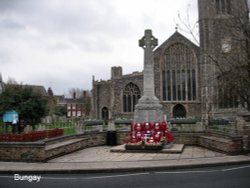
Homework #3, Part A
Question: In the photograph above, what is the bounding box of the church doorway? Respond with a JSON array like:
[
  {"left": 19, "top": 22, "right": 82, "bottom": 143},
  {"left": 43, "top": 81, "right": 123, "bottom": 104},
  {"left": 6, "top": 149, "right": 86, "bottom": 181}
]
[
  {"left": 101, "top": 107, "right": 109, "bottom": 124},
  {"left": 173, "top": 104, "right": 186, "bottom": 118}
]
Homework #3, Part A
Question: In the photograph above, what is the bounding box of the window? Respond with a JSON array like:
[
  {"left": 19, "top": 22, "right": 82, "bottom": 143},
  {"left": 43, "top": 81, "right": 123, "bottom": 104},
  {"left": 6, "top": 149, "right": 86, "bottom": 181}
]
[
  {"left": 219, "top": 87, "right": 239, "bottom": 108},
  {"left": 216, "top": 0, "right": 220, "bottom": 14},
  {"left": 162, "top": 43, "right": 197, "bottom": 101},
  {"left": 172, "top": 70, "right": 176, "bottom": 100},
  {"left": 77, "top": 111, "right": 81, "bottom": 117},
  {"left": 162, "top": 70, "right": 166, "bottom": 100},
  {"left": 192, "top": 69, "right": 196, "bottom": 100},
  {"left": 167, "top": 70, "right": 171, "bottom": 101},
  {"left": 67, "top": 104, "right": 71, "bottom": 110},
  {"left": 182, "top": 70, "right": 186, "bottom": 101},
  {"left": 187, "top": 70, "right": 191, "bottom": 100},
  {"left": 123, "top": 83, "right": 141, "bottom": 112},
  {"left": 67, "top": 111, "right": 71, "bottom": 117},
  {"left": 218, "top": 77, "right": 239, "bottom": 109},
  {"left": 102, "top": 107, "right": 109, "bottom": 120},
  {"left": 226, "top": 0, "right": 231, "bottom": 14},
  {"left": 219, "top": 88, "right": 239, "bottom": 108},
  {"left": 216, "top": 0, "right": 231, "bottom": 14}
]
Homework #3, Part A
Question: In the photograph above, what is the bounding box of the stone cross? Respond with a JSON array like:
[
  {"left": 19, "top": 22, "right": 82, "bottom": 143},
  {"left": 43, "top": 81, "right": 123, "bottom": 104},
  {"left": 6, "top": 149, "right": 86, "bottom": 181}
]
[
  {"left": 134, "top": 29, "right": 163, "bottom": 123},
  {"left": 139, "top": 29, "right": 158, "bottom": 97}
]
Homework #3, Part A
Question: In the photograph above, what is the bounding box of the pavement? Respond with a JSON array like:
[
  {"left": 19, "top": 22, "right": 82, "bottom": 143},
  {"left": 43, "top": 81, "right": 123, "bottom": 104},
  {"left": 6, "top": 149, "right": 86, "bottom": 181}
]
[{"left": 0, "top": 145, "right": 250, "bottom": 174}]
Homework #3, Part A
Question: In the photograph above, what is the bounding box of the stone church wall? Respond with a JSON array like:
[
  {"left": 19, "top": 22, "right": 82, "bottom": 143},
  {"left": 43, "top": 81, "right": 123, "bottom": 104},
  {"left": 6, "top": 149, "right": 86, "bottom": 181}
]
[
  {"left": 111, "top": 73, "right": 143, "bottom": 119},
  {"left": 162, "top": 103, "right": 202, "bottom": 120},
  {"left": 92, "top": 81, "right": 112, "bottom": 119},
  {"left": 92, "top": 71, "right": 143, "bottom": 120}
]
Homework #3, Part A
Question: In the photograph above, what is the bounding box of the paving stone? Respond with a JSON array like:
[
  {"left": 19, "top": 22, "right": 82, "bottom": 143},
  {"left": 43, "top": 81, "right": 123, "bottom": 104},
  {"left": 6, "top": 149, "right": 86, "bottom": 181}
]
[{"left": 48, "top": 146, "right": 226, "bottom": 163}]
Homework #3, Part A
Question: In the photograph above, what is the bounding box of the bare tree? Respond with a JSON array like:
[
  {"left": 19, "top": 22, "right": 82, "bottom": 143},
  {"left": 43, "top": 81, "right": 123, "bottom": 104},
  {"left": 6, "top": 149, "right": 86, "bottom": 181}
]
[{"left": 68, "top": 88, "right": 83, "bottom": 99}]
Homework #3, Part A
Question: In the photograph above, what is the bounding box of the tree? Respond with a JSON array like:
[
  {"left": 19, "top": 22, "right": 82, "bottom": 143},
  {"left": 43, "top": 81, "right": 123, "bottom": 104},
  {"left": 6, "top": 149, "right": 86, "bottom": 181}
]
[
  {"left": 178, "top": 1, "right": 250, "bottom": 111},
  {"left": 53, "top": 106, "right": 67, "bottom": 116},
  {"left": 83, "top": 90, "right": 92, "bottom": 117},
  {"left": 0, "top": 84, "right": 48, "bottom": 125},
  {"left": 68, "top": 88, "right": 83, "bottom": 99}
]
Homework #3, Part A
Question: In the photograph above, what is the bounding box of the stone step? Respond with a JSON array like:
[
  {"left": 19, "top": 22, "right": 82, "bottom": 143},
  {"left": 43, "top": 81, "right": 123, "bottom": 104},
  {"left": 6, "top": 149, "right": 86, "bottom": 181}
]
[
  {"left": 198, "top": 135, "right": 243, "bottom": 155},
  {"left": 200, "top": 136, "right": 232, "bottom": 144},
  {"left": 110, "top": 144, "right": 184, "bottom": 154},
  {"left": 45, "top": 138, "right": 85, "bottom": 151}
]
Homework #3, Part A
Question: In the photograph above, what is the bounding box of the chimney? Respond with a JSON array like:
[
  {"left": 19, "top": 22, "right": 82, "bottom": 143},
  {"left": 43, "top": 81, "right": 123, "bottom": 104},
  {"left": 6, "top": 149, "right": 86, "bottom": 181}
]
[
  {"left": 83, "top": 90, "right": 87, "bottom": 98},
  {"left": 48, "top": 87, "right": 53, "bottom": 97}
]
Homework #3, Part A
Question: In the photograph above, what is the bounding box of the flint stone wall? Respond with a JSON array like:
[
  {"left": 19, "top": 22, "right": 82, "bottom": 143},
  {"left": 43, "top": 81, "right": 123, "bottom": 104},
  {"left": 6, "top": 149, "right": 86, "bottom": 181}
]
[
  {"left": 0, "top": 131, "right": 244, "bottom": 162},
  {"left": 0, "top": 132, "right": 106, "bottom": 162}
]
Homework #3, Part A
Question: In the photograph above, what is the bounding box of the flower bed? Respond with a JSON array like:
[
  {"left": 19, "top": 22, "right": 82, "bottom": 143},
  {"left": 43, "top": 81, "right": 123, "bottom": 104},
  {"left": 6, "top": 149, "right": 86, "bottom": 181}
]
[{"left": 0, "top": 128, "right": 64, "bottom": 142}]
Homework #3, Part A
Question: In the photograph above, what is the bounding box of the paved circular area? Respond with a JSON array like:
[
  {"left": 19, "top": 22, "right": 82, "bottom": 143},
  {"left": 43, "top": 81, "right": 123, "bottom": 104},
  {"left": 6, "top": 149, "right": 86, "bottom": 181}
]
[{"left": 48, "top": 146, "right": 226, "bottom": 163}]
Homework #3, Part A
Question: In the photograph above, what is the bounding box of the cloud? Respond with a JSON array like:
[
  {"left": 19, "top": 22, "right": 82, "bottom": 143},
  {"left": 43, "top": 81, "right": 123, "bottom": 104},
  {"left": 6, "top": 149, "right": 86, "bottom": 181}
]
[{"left": 0, "top": 0, "right": 198, "bottom": 94}]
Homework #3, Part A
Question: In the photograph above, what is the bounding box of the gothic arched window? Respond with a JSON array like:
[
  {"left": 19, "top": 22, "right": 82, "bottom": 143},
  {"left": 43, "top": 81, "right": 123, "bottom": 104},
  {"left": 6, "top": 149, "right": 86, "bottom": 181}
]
[
  {"left": 162, "top": 43, "right": 198, "bottom": 102},
  {"left": 102, "top": 107, "right": 109, "bottom": 120},
  {"left": 218, "top": 77, "right": 239, "bottom": 109},
  {"left": 123, "top": 83, "right": 141, "bottom": 112},
  {"left": 216, "top": 0, "right": 231, "bottom": 14}
]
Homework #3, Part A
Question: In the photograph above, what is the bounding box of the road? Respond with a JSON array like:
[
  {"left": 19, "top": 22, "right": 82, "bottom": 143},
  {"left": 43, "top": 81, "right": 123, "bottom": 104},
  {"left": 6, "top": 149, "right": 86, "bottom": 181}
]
[{"left": 1, "top": 164, "right": 250, "bottom": 188}]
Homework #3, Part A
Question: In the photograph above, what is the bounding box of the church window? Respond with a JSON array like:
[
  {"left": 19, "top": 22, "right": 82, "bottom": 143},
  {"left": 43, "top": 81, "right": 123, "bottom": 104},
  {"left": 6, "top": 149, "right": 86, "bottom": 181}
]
[
  {"left": 192, "top": 69, "right": 196, "bottom": 100},
  {"left": 162, "top": 70, "right": 166, "bottom": 100},
  {"left": 219, "top": 88, "right": 239, "bottom": 108},
  {"left": 221, "top": 0, "right": 226, "bottom": 13},
  {"left": 218, "top": 77, "right": 239, "bottom": 109},
  {"left": 123, "top": 82, "right": 141, "bottom": 112},
  {"left": 182, "top": 70, "right": 186, "bottom": 101},
  {"left": 215, "top": 0, "right": 231, "bottom": 14},
  {"left": 172, "top": 70, "right": 176, "bottom": 100},
  {"left": 128, "top": 95, "right": 132, "bottom": 112},
  {"left": 162, "top": 43, "right": 197, "bottom": 102},
  {"left": 187, "top": 70, "right": 192, "bottom": 100},
  {"left": 167, "top": 70, "right": 171, "bottom": 101},
  {"left": 216, "top": 0, "right": 220, "bottom": 14},
  {"left": 177, "top": 70, "right": 181, "bottom": 101},
  {"left": 227, "top": 0, "right": 231, "bottom": 14},
  {"left": 102, "top": 107, "right": 109, "bottom": 120}
]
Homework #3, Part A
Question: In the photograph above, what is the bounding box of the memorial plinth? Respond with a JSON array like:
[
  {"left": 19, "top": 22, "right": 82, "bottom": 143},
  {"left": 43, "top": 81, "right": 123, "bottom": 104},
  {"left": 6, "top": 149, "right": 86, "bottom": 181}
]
[
  {"left": 125, "top": 30, "right": 174, "bottom": 151},
  {"left": 134, "top": 29, "right": 163, "bottom": 123}
]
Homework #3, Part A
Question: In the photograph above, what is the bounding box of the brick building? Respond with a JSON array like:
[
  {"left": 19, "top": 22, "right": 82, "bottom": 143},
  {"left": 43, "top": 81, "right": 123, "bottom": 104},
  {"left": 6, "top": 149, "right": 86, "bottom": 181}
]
[{"left": 56, "top": 91, "right": 91, "bottom": 118}]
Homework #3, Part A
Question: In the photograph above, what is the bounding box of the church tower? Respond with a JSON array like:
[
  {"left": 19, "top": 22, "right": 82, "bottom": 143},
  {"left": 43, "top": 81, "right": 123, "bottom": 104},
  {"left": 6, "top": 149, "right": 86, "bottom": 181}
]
[{"left": 198, "top": 0, "right": 249, "bottom": 123}]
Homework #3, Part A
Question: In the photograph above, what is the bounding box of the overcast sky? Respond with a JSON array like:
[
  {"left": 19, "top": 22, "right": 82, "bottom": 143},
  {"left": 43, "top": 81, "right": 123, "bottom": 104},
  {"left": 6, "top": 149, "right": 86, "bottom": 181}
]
[{"left": 0, "top": 0, "right": 198, "bottom": 95}]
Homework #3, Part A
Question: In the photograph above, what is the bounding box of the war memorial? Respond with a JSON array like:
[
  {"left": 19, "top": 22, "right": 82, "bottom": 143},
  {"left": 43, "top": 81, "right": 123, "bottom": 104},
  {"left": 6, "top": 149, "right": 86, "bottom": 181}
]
[{"left": 123, "top": 30, "right": 175, "bottom": 152}]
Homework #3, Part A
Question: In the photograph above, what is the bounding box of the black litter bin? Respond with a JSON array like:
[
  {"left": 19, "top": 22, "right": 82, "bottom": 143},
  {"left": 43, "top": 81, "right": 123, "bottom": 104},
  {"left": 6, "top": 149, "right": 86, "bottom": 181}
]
[{"left": 106, "top": 131, "right": 117, "bottom": 146}]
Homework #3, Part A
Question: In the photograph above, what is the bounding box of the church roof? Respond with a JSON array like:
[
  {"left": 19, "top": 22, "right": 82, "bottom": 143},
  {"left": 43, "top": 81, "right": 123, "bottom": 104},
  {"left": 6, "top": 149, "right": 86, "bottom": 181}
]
[{"left": 154, "top": 31, "right": 200, "bottom": 56}]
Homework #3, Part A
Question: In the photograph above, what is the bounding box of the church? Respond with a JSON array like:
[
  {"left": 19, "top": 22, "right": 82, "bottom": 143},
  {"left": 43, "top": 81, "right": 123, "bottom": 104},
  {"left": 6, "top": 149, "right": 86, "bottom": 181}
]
[{"left": 91, "top": 0, "right": 249, "bottom": 123}]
